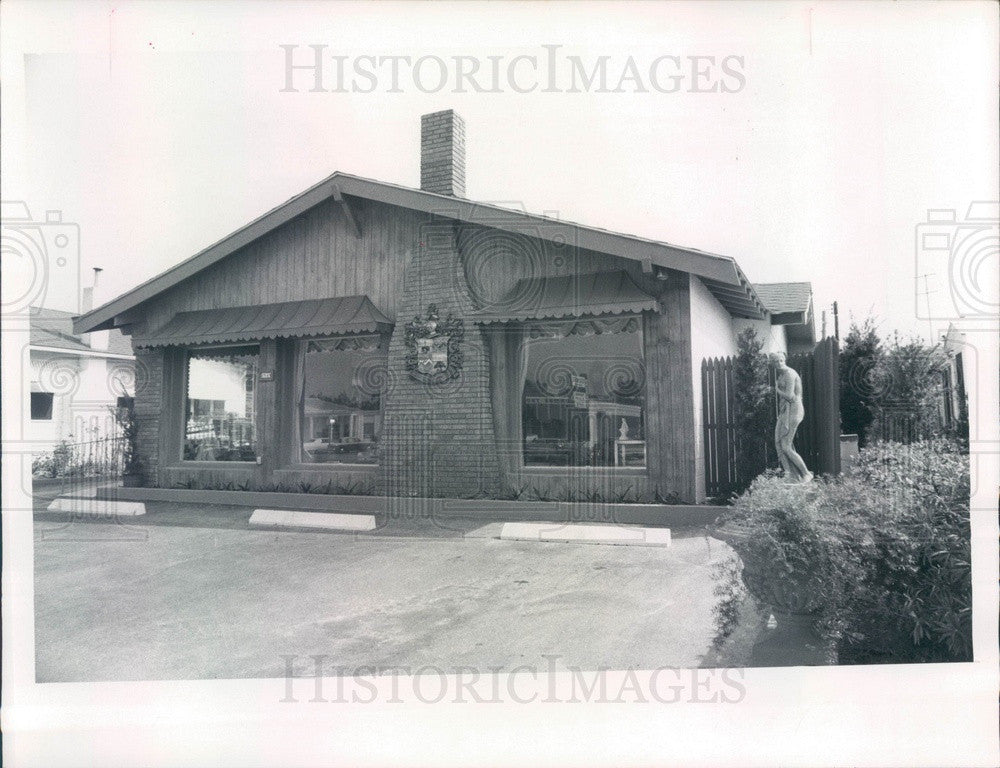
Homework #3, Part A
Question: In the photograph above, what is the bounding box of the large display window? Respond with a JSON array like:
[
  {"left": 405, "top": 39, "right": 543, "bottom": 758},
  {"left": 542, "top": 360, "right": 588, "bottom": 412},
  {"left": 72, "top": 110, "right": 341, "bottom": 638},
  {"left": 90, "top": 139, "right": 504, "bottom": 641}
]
[
  {"left": 184, "top": 345, "right": 259, "bottom": 462},
  {"left": 521, "top": 322, "right": 646, "bottom": 468},
  {"left": 298, "top": 337, "right": 385, "bottom": 465}
]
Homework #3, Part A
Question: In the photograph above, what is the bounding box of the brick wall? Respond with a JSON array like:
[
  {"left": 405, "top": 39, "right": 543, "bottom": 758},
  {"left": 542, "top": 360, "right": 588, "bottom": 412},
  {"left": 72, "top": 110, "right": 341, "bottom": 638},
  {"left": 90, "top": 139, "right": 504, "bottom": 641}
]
[
  {"left": 379, "top": 218, "right": 501, "bottom": 498},
  {"left": 420, "top": 110, "right": 466, "bottom": 197}
]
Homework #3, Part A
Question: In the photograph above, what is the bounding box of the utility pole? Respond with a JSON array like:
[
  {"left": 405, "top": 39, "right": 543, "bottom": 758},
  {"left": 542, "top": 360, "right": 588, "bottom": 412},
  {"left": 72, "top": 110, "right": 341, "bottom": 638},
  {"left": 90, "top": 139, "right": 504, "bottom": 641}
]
[
  {"left": 821, "top": 309, "right": 827, "bottom": 339},
  {"left": 832, "top": 301, "right": 840, "bottom": 341}
]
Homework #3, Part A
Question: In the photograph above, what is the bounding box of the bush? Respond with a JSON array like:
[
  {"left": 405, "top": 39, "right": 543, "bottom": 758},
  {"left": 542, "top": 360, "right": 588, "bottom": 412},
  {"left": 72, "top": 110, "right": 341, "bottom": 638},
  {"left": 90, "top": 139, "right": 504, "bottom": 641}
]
[
  {"left": 111, "top": 401, "right": 145, "bottom": 476},
  {"left": 717, "top": 439, "right": 972, "bottom": 663},
  {"left": 839, "top": 317, "right": 883, "bottom": 447},
  {"left": 733, "top": 328, "right": 776, "bottom": 492},
  {"left": 32, "top": 440, "right": 76, "bottom": 478},
  {"left": 869, "top": 336, "right": 951, "bottom": 443},
  {"left": 32, "top": 452, "right": 57, "bottom": 478},
  {"left": 720, "top": 472, "right": 874, "bottom": 644},
  {"left": 840, "top": 439, "right": 971, "bottom": 662}
]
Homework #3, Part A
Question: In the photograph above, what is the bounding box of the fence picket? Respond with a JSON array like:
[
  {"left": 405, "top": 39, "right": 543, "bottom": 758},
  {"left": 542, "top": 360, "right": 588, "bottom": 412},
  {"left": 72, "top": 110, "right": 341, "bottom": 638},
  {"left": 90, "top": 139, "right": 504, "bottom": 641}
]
[
  {"left": 33, "top": 436, "right": 126, "bottom": 497},
  {"left": 702, "top": 339, "right": 841, "bottom": 497}
]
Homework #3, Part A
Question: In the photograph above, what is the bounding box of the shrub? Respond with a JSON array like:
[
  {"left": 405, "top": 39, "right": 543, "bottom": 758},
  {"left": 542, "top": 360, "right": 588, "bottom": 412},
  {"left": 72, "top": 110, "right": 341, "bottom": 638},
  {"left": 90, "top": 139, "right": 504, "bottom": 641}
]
[
  {"left": 720, "top": 472, "right": 873, "bottom": 644},
  {"left": 716, "top": 439, "right": 972, "bottom": 663},
  {"left": 869, "top": 336, "right": 950, "bottom": 443},
  {"left": 733, "top": 328, "right": 777, "bottom": 491},
  {"left": 839, "top": 317, "right": 883, "bottom": 447},
  {"left": 32, "top": 452, "right": 57, "bottom": 478},
  {"left": 32, "top": 440, "right": 78, "bottom": 478},
  {"left": 111, "top": 400, "right": 145, "bottom": 477},
  {"left": 711, "top": 551, "right": 758, "bottom": 649},
  {"left": 839, "top": 439, "right": 971, "bottom": 662}
]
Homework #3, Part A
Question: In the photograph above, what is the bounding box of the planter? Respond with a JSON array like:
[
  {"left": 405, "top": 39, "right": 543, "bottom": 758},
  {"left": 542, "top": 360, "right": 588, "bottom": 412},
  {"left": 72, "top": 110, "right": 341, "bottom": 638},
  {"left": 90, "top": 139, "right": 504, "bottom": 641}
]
[{"left": 708, "top": 520, "right": 831, "bottom": 666}]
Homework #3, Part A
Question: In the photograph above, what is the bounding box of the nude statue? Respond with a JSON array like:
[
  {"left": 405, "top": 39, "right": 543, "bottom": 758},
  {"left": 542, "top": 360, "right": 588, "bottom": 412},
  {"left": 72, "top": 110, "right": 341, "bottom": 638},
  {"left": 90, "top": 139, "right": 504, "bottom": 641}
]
[{"left": 770, "top": 351, "right": 813, "bottom": 483}]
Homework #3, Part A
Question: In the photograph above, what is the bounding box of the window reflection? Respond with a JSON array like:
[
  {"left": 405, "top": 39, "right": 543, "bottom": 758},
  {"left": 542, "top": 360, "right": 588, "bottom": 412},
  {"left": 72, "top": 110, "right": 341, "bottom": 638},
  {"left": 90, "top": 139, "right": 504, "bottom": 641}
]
[
  {"left": 300, "top": 337, "right": 384, "bottom": 465},
  {"left": 522, "top": 325, "right": 646, "bottom": 467},
  {"left": 184, "top": 346, "right": 258, "bottom": 462}
]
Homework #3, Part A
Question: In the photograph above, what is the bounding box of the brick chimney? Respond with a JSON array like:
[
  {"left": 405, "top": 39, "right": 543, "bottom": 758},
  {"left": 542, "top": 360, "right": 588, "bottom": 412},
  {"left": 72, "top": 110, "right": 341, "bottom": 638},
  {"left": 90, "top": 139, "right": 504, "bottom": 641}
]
[
  {"left": 81, "top": 267, "right": 109, "bottom": 351},
  {"left": 420, "top": 110, "right": 466, "bottom": 197}
]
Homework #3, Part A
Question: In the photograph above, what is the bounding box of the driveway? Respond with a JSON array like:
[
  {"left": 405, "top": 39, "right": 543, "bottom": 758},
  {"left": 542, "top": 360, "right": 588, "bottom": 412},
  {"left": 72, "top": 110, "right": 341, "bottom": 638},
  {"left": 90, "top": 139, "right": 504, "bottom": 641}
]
[{"left": 34, "top": 509, "right": 737, "bottom": 682}]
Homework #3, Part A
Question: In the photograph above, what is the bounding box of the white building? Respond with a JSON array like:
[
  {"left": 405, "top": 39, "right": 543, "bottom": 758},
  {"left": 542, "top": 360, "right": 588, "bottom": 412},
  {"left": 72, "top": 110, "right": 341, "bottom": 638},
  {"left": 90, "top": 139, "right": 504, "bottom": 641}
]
[{"left": 27, "top": 306, "right": 135, "bottom": 452}]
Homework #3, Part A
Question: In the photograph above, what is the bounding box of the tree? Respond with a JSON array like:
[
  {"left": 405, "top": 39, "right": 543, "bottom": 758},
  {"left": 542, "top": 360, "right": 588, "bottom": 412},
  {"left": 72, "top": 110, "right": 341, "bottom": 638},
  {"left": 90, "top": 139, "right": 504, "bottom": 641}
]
[
  {"left": 733, "top": 327, "right": 776, "bottom": 492},
  {"left": 111, "top": 395, "right": 145, "bottom": 481},
  {"left": 870, "top": 335, "right": 950, "bottom": 443},
  {"left": 839, "top": 318, "right": 883, "bottom": 447}
]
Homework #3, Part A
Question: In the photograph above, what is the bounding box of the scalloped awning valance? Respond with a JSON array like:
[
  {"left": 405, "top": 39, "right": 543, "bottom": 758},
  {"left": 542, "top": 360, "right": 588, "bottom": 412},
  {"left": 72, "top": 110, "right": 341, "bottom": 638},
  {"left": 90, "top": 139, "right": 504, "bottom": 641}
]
[
  {"left": 471, "top": 270, "right": 659, "bottom": 325},
  {"left": 134, "top": 296, "right": 392, "bottom": 348}
]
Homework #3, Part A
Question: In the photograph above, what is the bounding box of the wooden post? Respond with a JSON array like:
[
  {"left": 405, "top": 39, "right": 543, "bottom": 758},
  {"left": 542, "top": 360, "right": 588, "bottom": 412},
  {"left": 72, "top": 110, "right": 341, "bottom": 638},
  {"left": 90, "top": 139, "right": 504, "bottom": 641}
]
[
  {"left": 254, "top": 339, "right": 279, "bottom": 485},
  {"left": 272, "top": 338, "right": 298, "bottom": 469},
  {"left": 643, "top": 270, "right": 696, "bottom": 503},
  {"left": 702, "top": 359, "right": 713, "bottom": 497},
  {"left": 158, "top": 347, "right": 186, "bottom": 475}
]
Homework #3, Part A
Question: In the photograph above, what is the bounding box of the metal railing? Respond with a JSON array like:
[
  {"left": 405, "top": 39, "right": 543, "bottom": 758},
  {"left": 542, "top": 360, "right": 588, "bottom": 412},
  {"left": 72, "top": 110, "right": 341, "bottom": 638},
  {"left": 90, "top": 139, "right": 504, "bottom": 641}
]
[{"left": 33, "top": 436, "right": 127, "bottom": 494}]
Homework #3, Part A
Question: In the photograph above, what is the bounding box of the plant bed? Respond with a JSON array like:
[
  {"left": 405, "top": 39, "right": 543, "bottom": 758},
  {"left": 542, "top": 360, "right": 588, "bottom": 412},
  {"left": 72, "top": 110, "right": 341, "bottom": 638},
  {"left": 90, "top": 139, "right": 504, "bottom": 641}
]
[
  {"left": 711, "top": 438, "right": 972, "bottom": 665},
  {"left": 96, "top": 486, "right": 726, "bottom": 526}
]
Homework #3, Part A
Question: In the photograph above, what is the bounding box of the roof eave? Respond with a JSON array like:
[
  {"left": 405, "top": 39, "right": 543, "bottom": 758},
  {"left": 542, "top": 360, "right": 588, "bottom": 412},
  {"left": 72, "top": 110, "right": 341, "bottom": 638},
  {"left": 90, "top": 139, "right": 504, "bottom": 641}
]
[{"left": 74, "top": 171, "right": 767, "bottom": 332}]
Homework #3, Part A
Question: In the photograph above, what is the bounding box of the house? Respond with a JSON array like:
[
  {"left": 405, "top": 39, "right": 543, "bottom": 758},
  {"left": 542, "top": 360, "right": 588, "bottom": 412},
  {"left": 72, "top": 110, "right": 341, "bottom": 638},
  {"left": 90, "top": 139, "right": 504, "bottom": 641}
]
[
  {"left": 28, "top": 305, "right": 135, "bottom": 452},
  {"left": 73, "top": 110, "right": 816, "bottom": 503},
  {"left": 747, "top": 282, "right": 816, "bottom": 355},
  {"left": 939, "top": 323, "right": 969, "bottom": 432}
]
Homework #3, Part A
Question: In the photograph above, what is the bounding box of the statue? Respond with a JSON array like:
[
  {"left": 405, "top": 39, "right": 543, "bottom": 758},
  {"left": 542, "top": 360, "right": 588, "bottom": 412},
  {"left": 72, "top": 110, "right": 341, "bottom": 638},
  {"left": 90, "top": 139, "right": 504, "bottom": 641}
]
[{"left": 770, "top": 351, "right": 813, "bottom": 483}]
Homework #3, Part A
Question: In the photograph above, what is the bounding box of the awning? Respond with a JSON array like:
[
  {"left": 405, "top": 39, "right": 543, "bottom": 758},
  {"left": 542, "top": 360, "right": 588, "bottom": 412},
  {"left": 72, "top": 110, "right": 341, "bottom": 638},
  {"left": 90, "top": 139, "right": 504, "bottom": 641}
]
[
  {"left": 135, "top": 296, "right": 392, "bottom": 348},
  {"left": 472, "top": 270, "right": 659, "bottom": 324}
]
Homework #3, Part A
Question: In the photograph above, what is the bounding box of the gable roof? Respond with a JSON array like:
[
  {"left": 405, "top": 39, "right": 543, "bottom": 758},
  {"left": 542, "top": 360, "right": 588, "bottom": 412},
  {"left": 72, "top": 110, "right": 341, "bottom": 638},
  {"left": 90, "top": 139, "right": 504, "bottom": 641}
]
[
  {"left": 752, "top": 281, "right": 815, "bottom": 347},
  {"left": 74, "top": 171, "right": 769, "bottom": 335},
  {"left": 753, "top": 282, "right": 812, "bottom": 317},
  {"left": 31, "top": 308, "right": 92, "bottom": 352},
  {"left": 31, "top": 306, "right": 134, "bottom": 356}
]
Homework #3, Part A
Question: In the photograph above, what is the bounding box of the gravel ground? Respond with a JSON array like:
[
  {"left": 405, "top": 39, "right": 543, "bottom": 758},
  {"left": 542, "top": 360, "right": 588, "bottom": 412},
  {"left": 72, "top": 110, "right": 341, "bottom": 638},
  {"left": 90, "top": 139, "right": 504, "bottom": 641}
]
[{"left": 34, "top": 495, "right": 748, "bottom": 682}]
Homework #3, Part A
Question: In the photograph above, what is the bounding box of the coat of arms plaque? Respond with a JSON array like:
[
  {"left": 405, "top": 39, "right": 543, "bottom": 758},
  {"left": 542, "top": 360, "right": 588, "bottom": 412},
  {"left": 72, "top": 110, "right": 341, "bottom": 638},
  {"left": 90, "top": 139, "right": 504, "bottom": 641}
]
[{"left": 403, "top": 304, "right": 465, "bottom": 384}]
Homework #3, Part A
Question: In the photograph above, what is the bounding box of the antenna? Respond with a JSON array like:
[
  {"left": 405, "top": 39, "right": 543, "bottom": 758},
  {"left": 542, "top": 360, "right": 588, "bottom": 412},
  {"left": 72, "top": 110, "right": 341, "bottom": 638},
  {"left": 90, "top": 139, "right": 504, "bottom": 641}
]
[{"left": 916, "top": 273, "right": 936, "bottom": 342}]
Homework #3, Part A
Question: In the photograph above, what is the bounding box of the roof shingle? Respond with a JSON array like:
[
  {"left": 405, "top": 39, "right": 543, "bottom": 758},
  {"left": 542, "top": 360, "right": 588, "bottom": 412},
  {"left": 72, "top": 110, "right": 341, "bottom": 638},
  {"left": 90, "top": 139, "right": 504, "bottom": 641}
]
[
  {"left": 30, "top": 307, "right": 133, "bottom": 356},
  {"left": 752, "top": 282, "right": 812, "bottom": 315}
]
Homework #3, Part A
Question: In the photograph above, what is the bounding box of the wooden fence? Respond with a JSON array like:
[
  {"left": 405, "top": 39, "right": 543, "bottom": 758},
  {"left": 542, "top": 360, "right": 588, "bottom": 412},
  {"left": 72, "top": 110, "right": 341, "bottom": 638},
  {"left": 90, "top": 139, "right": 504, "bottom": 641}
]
[{"left": 702, "top": 337, "right": 841, "bottom": 498}]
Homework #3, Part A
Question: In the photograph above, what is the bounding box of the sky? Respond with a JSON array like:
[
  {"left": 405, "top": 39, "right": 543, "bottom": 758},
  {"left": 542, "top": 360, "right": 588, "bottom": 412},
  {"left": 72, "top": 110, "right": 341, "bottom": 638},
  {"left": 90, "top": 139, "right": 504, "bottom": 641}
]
[{"left": 2, "top": 0, "right": 997, "bottom": 343}]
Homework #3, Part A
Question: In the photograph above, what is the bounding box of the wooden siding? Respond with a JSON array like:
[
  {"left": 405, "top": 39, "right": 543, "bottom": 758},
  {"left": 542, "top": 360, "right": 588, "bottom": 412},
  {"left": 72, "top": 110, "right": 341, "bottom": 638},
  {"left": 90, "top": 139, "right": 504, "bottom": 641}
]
[
  {"left": 127, "top": 197, "right": 430, "bottom": 339},
  {"left": 455, "top": 223, "right": 652, "bottom": 312},
  {"left": 789, "top": 337, "right": 841, "bottom": 475},
  {"left": 689, "top": 275, "right": 740, "bottom": 501}
]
